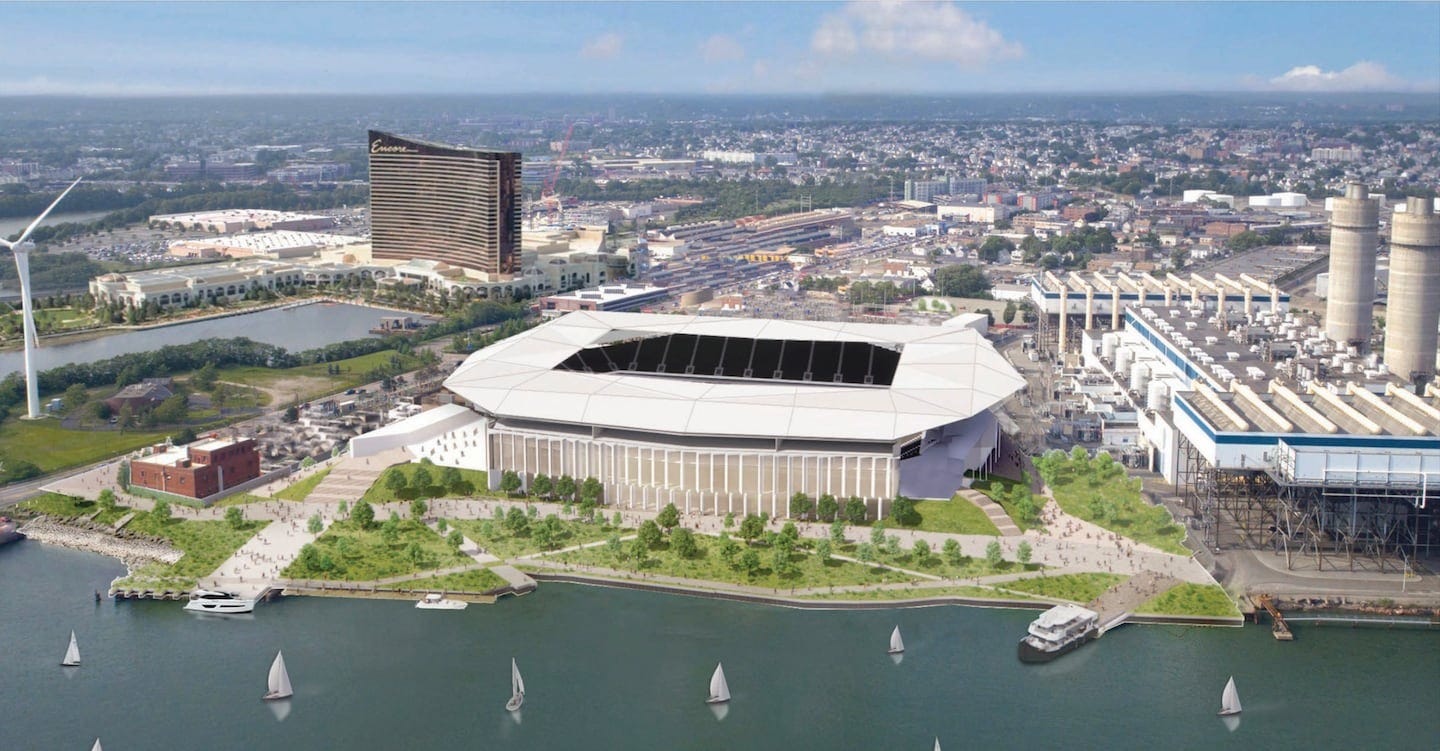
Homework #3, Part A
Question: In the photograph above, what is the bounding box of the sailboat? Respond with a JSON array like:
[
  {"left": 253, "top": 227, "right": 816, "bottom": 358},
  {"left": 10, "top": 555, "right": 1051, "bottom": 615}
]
[
  {"left": 91, "top": 739, "right": 102, "bottom": 751},
  {"left": 61, "top": 631, "right": 80, "bottom": 667},
  {"left": 705, "top": 662, "right": 730, "bottom": 705},
  {"left": 505, "top": 658, "right": 525, "bottom": 712},
  {"left": 263, "top": 651, "right": 293, "bottom": 701},
  {"left": 1217, "top": 675, "right": 1242, "bottom": 716},
  {"left": 888, "top": 625, "right": 905, "bottom": 655},
  {"left": 934, "top": 738, "right": 942, "bottom": 751}
]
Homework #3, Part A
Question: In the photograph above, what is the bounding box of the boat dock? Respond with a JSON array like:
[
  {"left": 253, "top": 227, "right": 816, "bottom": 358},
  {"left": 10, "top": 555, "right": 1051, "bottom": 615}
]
[
  {"left": 1086, "top": 571, "right": 1182, "bottom": 636},
  {"left": 1255, "top": 594, "right": 1294, "bottom": 641}
]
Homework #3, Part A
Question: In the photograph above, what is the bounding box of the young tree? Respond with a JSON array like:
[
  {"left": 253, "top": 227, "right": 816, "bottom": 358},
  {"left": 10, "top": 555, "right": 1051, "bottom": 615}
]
[
  {"left": 384, "top": 470, "right": 407, "bottom": 497},
  {"left": 723, "top": 512, "right": 735, "bottom": 529},
  {"left": 628, "top": 537, "right": 650, "bottom": 569},
  {"left": 870, "top": 521, "right": 887, "bottom": 547},
  {"left": 780, "top": 521, "right": 800, "bottom": 545},
  {"left": 829, "top": 518, "right": 847, "bottom": 545},
  {"left": 739, "top": 548, "right": 761, "bottom": 578},
  {"left": 814, "top": 538, "right": 833, "bottom": 563},
  {"left": 816, "top": 493, "right": 839, "bottom": 523},
  {"left": 504, "top": 506, "right": 529, "bottom": 535},
  {"left": 845, "top": 496, "right": 868, "bottom": 525},
  {"left": 788, "top": 491, "right": 814, "bottom": 520},
  {"left": 638, "top": 519, "right": 663, "bottom": 549},
  {"left": 605, "top": 533, "right": 624, "bottom": 559},
  {"left": 555, "top": 474, "right": 577, "bottom": 502},
  {"left": 530, "top": 473, "right": 553, "bottom": 499},
  {"left": 116, "top": 461, "right": 130, "bottom": 490},
  {"left": 912, "top": 538, "right": 931, "bottom": 563},
  {"left": 856, "top": 542, "right": 877, "bottom": 564},
  {"left": 533, "top": 515, "right": 559, "bottom": 550},
  {"left": 307, "top": 514, "right": 323, "bottom": 535},
  {"left": 338, "top": 500, "right": 348, "bottom": 517},
  {"left": 942, "top": 538, "right": 963, "bottom": 567},
  {"left": 436, "top": 518, "right": 448, "bottom": 534},
  {"left": 152, "top": 499, "right": 171, "bottom": 520},
  {"left": 671, "top": 527, "right": 698, "bottom": 559},
  {"left": 352, "top": 500, "right": 375, "bottom": 529},
  {"left": 446, "top": 529, "right": 464, "bottom": 552},
  {"left": 884, "top": 534, "right": 903, "bottom": 558},
  {"left": 1017, "top": 540, "right": 1033, "bottom": 566},
  {"left": 739, "top": 514, "right": 764, "bottom": 544},
  {"left": 718, "top": 533, "right": 741, "bottom": 566},
  {"left": 985, "top": 539, "right": 1004, "bottom": 570},
  {"left": 225, "top": 506, "right": 245, "bottom": 529},
  {"left": 439, "top": 466, "right": 464, "bottom": 494},
  {"left": 771, "top": 546, "right": 797, "bottom": 578},
  {"left": 499, "top": 470, "right": 522, "bottom": 497},
  {"left": 410, "top": 498, "right": 428, "bottom": 520},
  {"left": 656, "top": 503, "right": 680, "bottom": 532},
  {"left": 97, "top": 489, "right": 117, "bottom": 512},
  {"left": 527, "top": 504, "right": 539, "bottom": 520},
  {"left": 580, "top": 476, "right": 603, "bottom": 505},
  {"left": 889, "top": 495, "right": 919, "bottom": 526},
  {"left": 411, "top": 465, "right": 434, "bottom": 497}
]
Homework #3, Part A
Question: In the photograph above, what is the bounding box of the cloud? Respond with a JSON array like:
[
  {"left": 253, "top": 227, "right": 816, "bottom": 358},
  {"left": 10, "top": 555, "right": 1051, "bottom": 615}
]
[
  {"left": 580, "top": 32, "right": 623, "bottom": 60},
  {"left": 1264, "top": 61, "right": 1407, "bottom": 91},
  {"left": 811, "top": 0, "right": 1022, "bottom": 67},
  {"left": 699, "top": 34, "right": 745, "bottom": 64}
]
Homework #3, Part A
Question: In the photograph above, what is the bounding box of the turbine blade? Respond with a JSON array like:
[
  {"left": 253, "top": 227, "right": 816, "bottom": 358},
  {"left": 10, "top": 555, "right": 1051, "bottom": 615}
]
[{"left": 14, "top": 177, "right": 83, "bottom": 245}]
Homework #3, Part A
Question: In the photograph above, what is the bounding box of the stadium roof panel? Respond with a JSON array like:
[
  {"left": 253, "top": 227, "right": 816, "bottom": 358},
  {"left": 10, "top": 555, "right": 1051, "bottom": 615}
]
[{"left": 445, "top": 312, "right": 1025, "bottom": 442}]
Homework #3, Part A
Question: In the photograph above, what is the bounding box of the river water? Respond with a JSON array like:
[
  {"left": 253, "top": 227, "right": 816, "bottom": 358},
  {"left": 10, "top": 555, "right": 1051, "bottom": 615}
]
[
  {"left": 1, "top": 542, "right": 1435, "bottom": 750},
  {"left": 0, "top": 302, "right": 402, "bottom": 376},
  {"left": 0, "top": 209, "right": 117, "bottom": 240}
]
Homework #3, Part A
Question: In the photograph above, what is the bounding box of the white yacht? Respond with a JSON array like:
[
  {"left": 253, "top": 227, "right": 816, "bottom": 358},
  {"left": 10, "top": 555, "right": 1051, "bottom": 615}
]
[
  {"left": 1018, "top": 604, "right": 1099, "bottom": 663},
  {"left": 415, "top": 593, "right": 468, "bottom": 611},
  {"left": 184, "top": 589, "right": 256, "bottom": 615}
]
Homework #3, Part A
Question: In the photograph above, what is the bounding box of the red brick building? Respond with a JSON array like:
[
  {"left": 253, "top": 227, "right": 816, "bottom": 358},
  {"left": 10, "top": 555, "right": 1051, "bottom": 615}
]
[{"left": 129, "top": 435, "right": 261, "bottom": 500}]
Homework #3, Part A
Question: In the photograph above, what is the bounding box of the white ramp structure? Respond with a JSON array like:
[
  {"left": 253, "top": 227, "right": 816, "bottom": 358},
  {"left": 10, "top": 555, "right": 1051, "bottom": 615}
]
[{"left": 0, "top": 178, "right": 83, "bottom": 419}]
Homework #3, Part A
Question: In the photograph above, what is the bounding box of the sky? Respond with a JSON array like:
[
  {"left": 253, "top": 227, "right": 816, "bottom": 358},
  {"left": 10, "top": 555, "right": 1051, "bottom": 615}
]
[{"left": 1, "top": 1, "right": 1437, "bottom": 96}]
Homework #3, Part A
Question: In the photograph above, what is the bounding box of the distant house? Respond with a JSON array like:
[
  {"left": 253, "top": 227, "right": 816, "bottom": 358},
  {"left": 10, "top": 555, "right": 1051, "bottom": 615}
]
[{"left": 105, "top": 378, "right": 174, "bottom": 414}]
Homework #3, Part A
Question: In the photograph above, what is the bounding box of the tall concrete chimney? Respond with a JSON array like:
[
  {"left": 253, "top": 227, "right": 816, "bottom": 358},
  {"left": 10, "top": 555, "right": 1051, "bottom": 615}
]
[
  {"left": 1384, "top": 197, "right": 1440, "bottom": 384},
  {"left": 1326, "top": 182, "right": 1379, "bottom": 350}
]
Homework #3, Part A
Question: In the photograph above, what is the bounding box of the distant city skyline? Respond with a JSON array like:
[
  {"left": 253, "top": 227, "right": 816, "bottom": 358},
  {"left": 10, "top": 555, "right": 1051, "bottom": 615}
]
[{"left": 1, "top": 1, "right": 1437, "bottom": 96}]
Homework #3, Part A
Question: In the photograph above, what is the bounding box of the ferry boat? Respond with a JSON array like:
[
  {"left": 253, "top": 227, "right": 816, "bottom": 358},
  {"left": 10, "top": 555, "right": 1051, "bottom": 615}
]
[
  {"left": 1018, "top": 604, "right": 1099, "bottom": 663},
  {"left": 183, "top": 589, "right": 256, "bottom": 615}
]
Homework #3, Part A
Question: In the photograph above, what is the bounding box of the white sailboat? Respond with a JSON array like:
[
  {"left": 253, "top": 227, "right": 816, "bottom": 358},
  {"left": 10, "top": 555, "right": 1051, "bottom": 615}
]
[
  {"left": 1217, "top": 675, "right": 1242, "bottom": 716},
  {"left": 888, "top": 625, "right": 905, "bottom": 655},
  {"left": 263, "top": 650, "right": 293, "bottom": 701},
  {"left": 705, "top": 662, "right": 730, "bottom": 704},
  {"left": 505, "top": 658, "right": 525, "bottom": 712},
  {"left": 61, "top": 631, "right": 80, "bottom": 667},
  {"left": 934, "top": 738, "right": 942, "bottom": 751},
  {"left": 91, "top": 739, "right": 102, "bottom": 751}
]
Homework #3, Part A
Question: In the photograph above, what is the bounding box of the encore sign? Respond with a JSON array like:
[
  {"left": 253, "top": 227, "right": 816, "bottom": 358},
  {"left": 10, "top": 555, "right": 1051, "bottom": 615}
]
[{"left": 371, "top": 140, "right": 417, "bottom": 154}]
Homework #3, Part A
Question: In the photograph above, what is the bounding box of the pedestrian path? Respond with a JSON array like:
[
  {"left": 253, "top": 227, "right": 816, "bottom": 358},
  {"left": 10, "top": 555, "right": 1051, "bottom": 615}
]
[
  {"left": 203, "top": 515, "right": 331, "bottom": 599},
  {"left": 957, "top": 489, "right": 1023, "bottom": 536},
  {"left": 303, "top": 448, "right": 408, "bottom": 504}
]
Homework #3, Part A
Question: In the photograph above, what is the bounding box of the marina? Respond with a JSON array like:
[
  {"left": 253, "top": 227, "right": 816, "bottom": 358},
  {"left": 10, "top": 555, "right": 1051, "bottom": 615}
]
[{"left": 0, "top": 542, "right": 1437, "bottom": 749}]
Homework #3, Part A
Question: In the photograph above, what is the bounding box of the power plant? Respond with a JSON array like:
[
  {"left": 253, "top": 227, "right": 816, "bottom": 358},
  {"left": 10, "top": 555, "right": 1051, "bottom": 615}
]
[
  {"left": 1032, "top": 185, "right": 1440, "bottom": 571},
  {"left": 1383, "top": 196, "right": 1440, "bottom": 385}
]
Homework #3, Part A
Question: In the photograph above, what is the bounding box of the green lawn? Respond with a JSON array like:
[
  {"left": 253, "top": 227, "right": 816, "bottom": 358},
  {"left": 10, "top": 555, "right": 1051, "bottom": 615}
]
[
  {"left": 971, "top": 475, "right": 1044, "bottom": 531},
  {"left": 907, "top": 498, "right": 1001, "bottom": 535},
  {"left": 997, "top": 573, "right": 1125, "bottom": 603},
  {"left": 111, "top": 562, "right": 198, "bottom": 593},
  {"left": 1136, "top": 583, "right": 1241, "bottom": 618},
  {"left": 124, "top": 511, "right": 269, "bottom": 578},
  {"left": 0, "top": 417, "right": 168, "bottom": 476},
  {"left": 1033, "top": 451, "right": 1189, "bottom": 555},
  {"left": 796, "top": 585, "right": 1035, "bottom": 602},
  {"left": 549, "top": 532, "right": 918, "bottom": 590},
  {"left": 282, "top": 518, "right": 472, "bottom": 581},
  {"left": 274, "top": 467, "right": 332, "bottom": 501},
  {"left": 360, "top": 464, "right": 491, "bottom": 504},
  {"left": 218, "top": 349, "right": 422, "bottom": 398},
  {"left": 449, "top": 515, "right": 628, "bottom": 559},
  {"left": 18, "top": 492, "right": 129, "bottom": 526},
  {"left": 845, "top": 540, "right": 1039, "bottom": 579},
  {"left": 378, "top": 568, "right": 508, "bottom": 593}
]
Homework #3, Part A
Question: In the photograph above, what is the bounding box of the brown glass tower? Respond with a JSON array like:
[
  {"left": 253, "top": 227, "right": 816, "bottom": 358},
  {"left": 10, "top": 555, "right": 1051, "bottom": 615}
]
[{"left": 368, "top": 130, "right": 521, "bottom": 275}]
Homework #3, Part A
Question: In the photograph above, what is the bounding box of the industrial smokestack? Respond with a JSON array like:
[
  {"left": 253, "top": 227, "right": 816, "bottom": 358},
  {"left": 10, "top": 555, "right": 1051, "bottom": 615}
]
[
  {"left": 1384, "top": 197, "right": 1440, "bottom": 385},
  {"left": 1325, "top": 182, "right": 1379, "bottom": 351}
]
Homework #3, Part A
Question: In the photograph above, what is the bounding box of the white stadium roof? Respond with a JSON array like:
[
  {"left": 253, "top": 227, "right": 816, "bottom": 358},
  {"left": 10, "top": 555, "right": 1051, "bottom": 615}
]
[{"left": 444, "top": 311, "right": 1025, "bottom": 442}]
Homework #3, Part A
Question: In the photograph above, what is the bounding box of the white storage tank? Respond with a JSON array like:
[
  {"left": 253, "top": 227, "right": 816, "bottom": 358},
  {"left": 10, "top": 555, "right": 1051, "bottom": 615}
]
[
  {"left": 1146, "top": 380, "right": 1169, "bottom": 410},
  {"left": 1130, "top": 361, "right": 1150, "bottom": 391},
  {"left": 1102, "top": 333, "right": 1119, "bottom": 361},
  {"left": 1115, "top": 347, "right": 1134, "bottom": 375}
]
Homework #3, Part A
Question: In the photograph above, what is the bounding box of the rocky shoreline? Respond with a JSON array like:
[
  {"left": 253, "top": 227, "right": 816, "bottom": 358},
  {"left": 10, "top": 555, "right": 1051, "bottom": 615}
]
[{"left": 19, "top": 519, "right": 181, "bottom": 566}]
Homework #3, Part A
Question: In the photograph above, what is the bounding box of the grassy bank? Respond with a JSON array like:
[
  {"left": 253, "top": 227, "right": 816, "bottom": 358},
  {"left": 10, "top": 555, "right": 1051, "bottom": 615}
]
[
  {"left": 971, "top": 475, "right": 1044, "bottom": 531},
  {"left": 377, "top": 568, "right": 508, "bottom": 593},
  {"left": 908, "top": 497, "right": 1001, "bottom": 535},
  {"left": 283, "top": 518, "right": 471, "bottom": 581},
  {"left": 19, "top": 492, "right": 129, "bottom": 526},
  {"left": 1136, "top": 583, "right": 1241, "bottom": 617},
  {"left": 549, "top": 532, "right": 918, "bottom": 590},
  {"left": 997, "top": 573, "right": 1125, "bottom": 603},
  {"left": 274, "top": 467, "right": 332, "bottom": 501},
  {"left": 124, "top": 511, "right": 269, "bottom": 578},
  {"left": 1033, "top": 450, "right": 1188, "bottom": 555}
]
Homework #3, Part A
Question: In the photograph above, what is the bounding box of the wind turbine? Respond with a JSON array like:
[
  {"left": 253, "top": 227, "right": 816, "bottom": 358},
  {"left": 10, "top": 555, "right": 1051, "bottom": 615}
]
[{"left": 0, "top": 177, "right": 83, "bottom": 419}]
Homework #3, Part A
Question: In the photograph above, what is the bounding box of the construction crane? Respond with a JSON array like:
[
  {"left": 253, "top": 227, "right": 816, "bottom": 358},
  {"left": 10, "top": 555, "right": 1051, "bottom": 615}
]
[{"left": 532, "top": 121, "right": 577, "bottom": 227}]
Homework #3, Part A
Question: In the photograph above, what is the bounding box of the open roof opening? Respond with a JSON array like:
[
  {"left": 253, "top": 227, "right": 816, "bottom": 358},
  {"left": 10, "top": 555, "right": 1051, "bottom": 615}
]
[{"left": 554, "top": 333, "right": 901, "bottom": 386}]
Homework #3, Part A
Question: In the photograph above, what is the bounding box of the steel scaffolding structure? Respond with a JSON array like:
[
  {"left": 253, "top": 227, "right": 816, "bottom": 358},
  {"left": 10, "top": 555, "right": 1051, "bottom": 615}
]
[{"left": 1177, "top": 433, "right": 1438, "bottom": 570}]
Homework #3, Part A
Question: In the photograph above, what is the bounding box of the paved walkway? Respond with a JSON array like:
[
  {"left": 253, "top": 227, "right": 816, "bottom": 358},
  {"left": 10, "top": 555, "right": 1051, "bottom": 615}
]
[
  {"left": 202, "top": 513, "right": 332, "bottom": 599},
  {"left": 957, "top": 489, "right": 1023, "bottom": 536},
  {"left": 1088, "top": 570, "right": 1181, "bottom": 628},
  {"left": 303, "top": 448, "right": 408, "bottom": 504}
]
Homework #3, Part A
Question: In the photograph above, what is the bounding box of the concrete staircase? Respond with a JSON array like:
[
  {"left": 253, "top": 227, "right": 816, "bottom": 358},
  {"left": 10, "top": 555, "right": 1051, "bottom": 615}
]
[
  {"left": 303, "top": 448, "right": 409, "bottom": 505},
  {"left": 957, "top": 489, "right": 1023, "bottom": 537}
]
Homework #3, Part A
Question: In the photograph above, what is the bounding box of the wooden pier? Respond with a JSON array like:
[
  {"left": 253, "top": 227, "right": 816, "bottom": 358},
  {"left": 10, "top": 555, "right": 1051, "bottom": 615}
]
[{"left": 1255, "top": 594, "right": 1294, "bottom": 640}]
